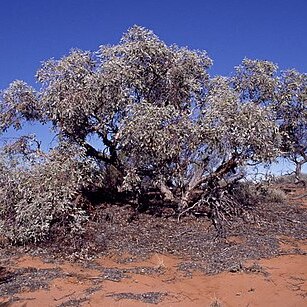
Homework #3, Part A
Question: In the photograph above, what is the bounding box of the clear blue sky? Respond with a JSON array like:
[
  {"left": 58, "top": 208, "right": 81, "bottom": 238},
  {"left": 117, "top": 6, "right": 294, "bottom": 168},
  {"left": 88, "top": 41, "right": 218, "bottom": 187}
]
[
  {"left": 1, "top": 0, "right": 306, "bottom": 89},
  {"left": 0, "top": 0, "right": 306, "bottom": 173}
]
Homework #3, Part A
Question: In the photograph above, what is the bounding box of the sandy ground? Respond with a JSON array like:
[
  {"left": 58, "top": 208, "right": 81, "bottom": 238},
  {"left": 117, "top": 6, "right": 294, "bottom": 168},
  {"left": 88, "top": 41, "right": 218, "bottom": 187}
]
[
  {"left": 0, "top": 249, "right": 306, "bottom": 306},
  {"left": 0, "top": 185, "right": 306, "bottom": 306}
]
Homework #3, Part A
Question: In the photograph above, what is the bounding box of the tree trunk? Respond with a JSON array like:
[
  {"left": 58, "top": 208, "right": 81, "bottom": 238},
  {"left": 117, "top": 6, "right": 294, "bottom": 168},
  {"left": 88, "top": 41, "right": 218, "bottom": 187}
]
[
  {"left": 295, "top": 161, "right": 302, "bottom": 180},
  {"left": 294, "top": 160, "right": 306, "bottom": 186}
]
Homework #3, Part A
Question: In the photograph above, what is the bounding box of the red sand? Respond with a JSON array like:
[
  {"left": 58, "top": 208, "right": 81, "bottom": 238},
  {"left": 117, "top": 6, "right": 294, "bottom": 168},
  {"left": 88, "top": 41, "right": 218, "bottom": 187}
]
[{"left": 2, "top": 247, "right": 306, "bottom": 307}]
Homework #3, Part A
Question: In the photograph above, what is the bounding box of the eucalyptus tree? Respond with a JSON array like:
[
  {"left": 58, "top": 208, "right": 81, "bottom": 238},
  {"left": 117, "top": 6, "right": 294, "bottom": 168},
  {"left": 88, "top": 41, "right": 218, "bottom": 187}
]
[
  {"left": 0, "top": 26, "right": 290, "bottom": 241},
  {"left": 232, "top": 58, "right": 307, "bottom": 181},
  {"left": 276, "top": 70, "right": 307, "bottom": 181}
]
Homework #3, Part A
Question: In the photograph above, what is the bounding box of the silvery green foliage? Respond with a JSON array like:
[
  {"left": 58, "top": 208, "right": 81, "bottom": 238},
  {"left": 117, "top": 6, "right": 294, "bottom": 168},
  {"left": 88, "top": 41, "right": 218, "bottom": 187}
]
[
  {"left": 232, "top": 58, "right": 306, "bottom": 179},
  {"left": 204, "top": 76, "right": 279, "bottom": 162},
  {"left": 232, "top": 58, "right": 279, "bottom": 103},
  {"left": 0, "top": 81, "right": 40, "bottom": 132},
  {"left": 276, "top": 70, "right": 307, "bottom": 178},
  {"left": 0, "top": 142, "right": 99, "bottom": 243}
]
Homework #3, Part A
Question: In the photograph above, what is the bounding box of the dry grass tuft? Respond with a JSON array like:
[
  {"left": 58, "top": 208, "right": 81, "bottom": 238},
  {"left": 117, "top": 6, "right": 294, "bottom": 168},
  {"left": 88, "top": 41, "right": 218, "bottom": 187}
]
[{"left": 209, "top": 295, "right": 224, "bottom": 307}]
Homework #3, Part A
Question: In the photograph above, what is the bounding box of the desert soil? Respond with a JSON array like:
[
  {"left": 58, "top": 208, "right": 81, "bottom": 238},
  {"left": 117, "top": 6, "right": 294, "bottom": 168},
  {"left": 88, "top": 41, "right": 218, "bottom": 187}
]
[{"left": 0, "top": 185, "right": 306, "bottom": 306}]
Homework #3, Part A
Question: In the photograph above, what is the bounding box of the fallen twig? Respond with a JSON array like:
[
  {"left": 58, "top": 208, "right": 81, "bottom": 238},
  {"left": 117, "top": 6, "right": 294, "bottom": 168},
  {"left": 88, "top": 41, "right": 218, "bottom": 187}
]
[{"left": 53, "top": 291, "right": 76, "bottom": 301}]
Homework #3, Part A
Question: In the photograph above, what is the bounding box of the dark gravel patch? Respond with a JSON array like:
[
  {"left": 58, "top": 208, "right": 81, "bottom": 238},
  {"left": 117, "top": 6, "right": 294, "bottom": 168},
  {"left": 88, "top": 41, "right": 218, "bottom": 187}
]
[
  {"left": 107, "top": 291, "right": 167, "bottom": 304},
  {"left": 0, "top": 267, "right": 63, "bottom": 297},
  {"left": 57, "top": 297, "right": 89, "bottom": 307}
]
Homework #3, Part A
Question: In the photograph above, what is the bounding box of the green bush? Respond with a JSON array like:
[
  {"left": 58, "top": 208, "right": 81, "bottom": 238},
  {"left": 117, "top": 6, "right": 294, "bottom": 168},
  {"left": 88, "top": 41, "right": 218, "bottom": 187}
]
[{"left": 0, "top": 144, "right": 101, "bottom": 244}]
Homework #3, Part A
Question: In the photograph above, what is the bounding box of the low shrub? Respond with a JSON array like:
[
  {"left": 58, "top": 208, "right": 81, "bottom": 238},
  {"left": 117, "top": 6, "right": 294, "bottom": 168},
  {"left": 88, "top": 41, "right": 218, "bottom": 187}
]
[{"left": 0, "top": 144, "right": 102, "bottom": 244}]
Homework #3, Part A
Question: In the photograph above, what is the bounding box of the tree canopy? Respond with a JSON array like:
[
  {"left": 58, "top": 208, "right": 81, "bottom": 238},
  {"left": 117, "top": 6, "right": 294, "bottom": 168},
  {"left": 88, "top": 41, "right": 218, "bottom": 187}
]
[{"left": 0, "top": 26, "right": 306, "bottom": 243}]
